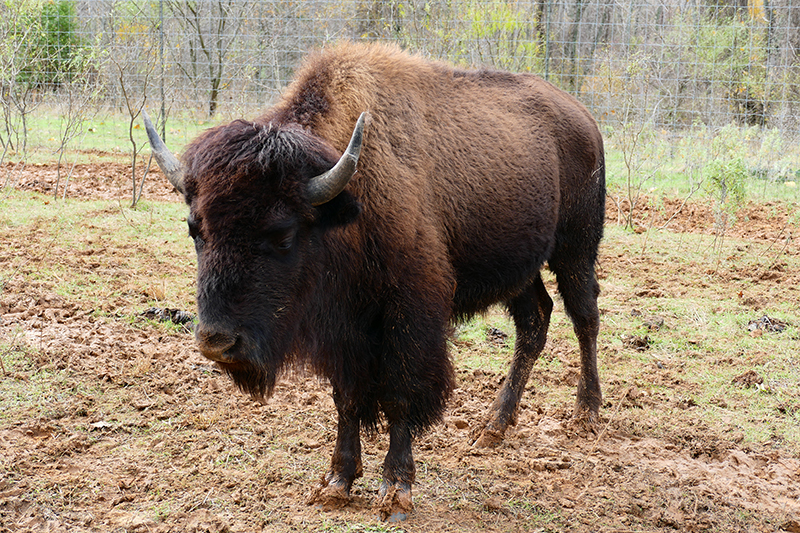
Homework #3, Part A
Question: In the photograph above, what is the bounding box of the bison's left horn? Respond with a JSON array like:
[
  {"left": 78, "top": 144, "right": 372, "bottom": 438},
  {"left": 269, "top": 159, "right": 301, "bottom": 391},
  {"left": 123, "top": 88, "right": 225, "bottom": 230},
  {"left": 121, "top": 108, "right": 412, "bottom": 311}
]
[
  {"left": 307, "top": 112, "right": 367, "bottom": 206},
  {"left": 142, "top": 110, "right": 186, "bottom": 196}
]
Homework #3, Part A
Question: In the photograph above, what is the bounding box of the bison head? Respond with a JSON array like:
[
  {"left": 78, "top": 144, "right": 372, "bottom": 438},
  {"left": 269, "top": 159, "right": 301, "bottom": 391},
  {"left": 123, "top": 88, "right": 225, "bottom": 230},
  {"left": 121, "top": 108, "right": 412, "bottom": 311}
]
[{"left": 144, "top": 112, "right": 366, "bottom": 398}]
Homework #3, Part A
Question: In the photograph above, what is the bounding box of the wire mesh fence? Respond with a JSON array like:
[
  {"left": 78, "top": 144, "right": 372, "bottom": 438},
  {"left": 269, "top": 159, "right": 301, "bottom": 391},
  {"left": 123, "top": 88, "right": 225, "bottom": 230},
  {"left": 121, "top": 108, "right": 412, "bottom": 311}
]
[{"left": 2, "top": 0, "right": 800, "bottom": 194}]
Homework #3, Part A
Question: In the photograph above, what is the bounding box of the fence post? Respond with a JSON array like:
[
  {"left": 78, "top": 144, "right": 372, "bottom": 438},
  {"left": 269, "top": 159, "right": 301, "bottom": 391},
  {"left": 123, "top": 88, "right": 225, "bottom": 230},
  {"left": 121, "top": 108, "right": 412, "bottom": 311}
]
[
  {"left": 544, "top": 0, "right": 552, "bottom": 81},
  {"left": 159, "top": 0, "right": 166, "bottom": 140}
]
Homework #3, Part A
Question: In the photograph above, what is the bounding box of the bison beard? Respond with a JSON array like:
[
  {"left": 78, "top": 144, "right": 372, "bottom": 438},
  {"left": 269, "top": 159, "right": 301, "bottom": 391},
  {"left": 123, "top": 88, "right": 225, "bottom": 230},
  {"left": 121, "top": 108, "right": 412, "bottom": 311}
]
[{"left": 145, "top": 41, "right": 605, "bottom": 522}]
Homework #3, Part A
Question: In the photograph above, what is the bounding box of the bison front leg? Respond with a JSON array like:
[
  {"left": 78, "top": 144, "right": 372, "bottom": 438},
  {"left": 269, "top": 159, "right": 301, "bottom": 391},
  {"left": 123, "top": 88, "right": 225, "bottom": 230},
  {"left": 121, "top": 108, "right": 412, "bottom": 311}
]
[
  {"left": 308, "top": 391, "right": 362, "bottom": 510},
  {"left": 377, "top": 422, "right": 415, "bottom": 522}
]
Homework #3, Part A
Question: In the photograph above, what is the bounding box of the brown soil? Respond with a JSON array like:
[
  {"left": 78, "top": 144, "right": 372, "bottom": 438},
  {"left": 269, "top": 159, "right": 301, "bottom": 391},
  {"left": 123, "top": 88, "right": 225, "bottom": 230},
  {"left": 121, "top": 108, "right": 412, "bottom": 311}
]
[
  {"left": 2, "top": 162, "right": 799, "bottom": 532},
  {"left": 5, "top": 161, "right": 180, "bottom": 202}
]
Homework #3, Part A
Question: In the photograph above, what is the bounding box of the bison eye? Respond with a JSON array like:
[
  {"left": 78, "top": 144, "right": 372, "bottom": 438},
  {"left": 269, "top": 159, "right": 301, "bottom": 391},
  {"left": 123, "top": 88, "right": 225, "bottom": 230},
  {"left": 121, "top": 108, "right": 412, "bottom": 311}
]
[
  {"left": 267, "top": 228, "right": 296, "bottom": 254},
  {"left": 258, "top": 222, "right": 297, "bottom": 256},
  {"left": 187, "top": 216, "right": 201, "bottom": 239},
  {"left": 187, "top": 216, "right": 205, "bottom": 251},
  {"left": 276, "top": 234, "right": 294, "bottom": 251}
]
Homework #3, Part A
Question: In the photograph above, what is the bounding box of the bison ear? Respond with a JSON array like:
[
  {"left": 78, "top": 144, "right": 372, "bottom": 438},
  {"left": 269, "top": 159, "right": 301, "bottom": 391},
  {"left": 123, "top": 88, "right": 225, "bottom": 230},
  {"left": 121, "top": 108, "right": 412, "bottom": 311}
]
[{"left": 314, "top": 190, "right": 361, "bottom": 229}]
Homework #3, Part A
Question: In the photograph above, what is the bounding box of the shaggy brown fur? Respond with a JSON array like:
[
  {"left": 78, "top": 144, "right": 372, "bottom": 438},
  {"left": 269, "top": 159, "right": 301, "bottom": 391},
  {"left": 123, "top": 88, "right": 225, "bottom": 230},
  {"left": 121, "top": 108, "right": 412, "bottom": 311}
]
[{"left": 172, "top": 42, "right": 605, "bottom": 520}]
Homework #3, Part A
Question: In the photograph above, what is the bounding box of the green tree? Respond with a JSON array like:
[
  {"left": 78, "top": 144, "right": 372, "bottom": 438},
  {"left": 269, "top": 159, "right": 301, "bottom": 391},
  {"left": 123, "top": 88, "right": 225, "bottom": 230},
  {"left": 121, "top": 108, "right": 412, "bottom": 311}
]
[{"left": 18, "top": 0, "right": 86, "bottom": 89}]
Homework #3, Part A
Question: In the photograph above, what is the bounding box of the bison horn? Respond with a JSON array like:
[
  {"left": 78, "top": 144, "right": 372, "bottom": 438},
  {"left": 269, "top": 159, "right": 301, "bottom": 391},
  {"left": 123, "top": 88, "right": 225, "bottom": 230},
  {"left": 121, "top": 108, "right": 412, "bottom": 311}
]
[
  {"left": 142, "top": 110, "right": 186, "bottom": 196},
  {"left": 306, "top": 112, "right": 367, "bottom": 206}
]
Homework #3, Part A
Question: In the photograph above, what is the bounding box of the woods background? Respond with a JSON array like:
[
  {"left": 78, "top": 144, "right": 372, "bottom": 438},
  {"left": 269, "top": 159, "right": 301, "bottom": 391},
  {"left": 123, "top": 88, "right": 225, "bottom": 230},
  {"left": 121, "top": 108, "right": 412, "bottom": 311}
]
[{"left": 2, "top": 0, "right": 800, "bottom": 195}]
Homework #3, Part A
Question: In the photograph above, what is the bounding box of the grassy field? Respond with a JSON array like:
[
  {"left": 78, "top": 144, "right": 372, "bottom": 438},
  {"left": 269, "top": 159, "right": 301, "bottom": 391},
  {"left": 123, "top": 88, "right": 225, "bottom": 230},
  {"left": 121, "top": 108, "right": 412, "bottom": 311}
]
[{"left": 6, "top": 108, "right": 800, "bottom": 202}]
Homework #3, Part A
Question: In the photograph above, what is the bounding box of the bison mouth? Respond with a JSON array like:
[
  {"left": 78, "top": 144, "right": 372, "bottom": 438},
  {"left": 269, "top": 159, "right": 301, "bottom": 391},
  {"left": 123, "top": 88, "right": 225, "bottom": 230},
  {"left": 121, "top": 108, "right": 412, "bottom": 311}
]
[
  {"left": 195, "top": 323, "right": 289, "bottom": 400},
  {"left": 213, "top": 356, "right": 278, "bottom": 400}
]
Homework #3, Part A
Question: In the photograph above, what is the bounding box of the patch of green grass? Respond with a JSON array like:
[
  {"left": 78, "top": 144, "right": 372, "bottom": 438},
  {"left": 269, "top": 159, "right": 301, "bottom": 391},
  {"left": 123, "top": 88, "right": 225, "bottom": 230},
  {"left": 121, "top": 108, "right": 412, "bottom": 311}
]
[
  {"left": 4, "top": 105, "right": 800, "bottom": 216},
  {"left": 510, "top": 500, "right": 565, "bottom": 528},
  {"left": 597, "top": 220, "right": 800, "bottom": 447},
  {"left": 0, "top": 343, "right": 77, "bottom": 424},
  {"left": 149, "top": 500, "right": 173, "bottom": 522},
  {"left": 16, "top": 109, "right": 224, "bottom": 165},
  {"left": 452, "top": 311, "right": 515, "bottom": 373},
  {"left": 0, "top": 330, "right": 31, "bottom": 371},
  {"left": 604, "top": 123, "right": 800, "bottom": 203}
]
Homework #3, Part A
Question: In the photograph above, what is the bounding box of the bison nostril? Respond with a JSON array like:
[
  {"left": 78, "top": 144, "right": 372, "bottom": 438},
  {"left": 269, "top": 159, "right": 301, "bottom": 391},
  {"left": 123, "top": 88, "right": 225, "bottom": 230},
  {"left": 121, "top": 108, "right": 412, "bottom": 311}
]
[{"left": 196, "top": 327, "right": 238, "bottom": 362}]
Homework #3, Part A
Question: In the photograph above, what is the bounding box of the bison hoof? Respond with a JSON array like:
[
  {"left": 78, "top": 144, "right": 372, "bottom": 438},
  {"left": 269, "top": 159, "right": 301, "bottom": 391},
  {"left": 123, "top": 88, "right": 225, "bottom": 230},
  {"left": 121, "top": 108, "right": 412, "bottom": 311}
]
[
  {"left": 307, "top": 474, "right": 352, "bottom": 511},
  {"left": 472, "top": 424, "right": 505, "bottom": 448},
  {"left": 569, "top": 404, "right": 600, "bottom": 435},
  {"left": 377, "top": 481, "right": 413, "bottom": 522}
]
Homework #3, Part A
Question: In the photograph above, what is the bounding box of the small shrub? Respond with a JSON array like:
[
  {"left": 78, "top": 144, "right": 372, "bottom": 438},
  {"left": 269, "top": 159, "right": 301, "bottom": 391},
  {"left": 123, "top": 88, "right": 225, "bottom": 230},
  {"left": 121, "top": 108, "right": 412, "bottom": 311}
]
[{"left": 703, "top": 125, "right": 749, "bottom": 256}]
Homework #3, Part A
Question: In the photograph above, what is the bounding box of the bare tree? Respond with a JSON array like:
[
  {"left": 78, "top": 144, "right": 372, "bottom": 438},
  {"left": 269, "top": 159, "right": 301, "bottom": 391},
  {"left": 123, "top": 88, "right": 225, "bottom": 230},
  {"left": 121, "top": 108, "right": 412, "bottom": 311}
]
[
  {"left": 54, "top": 41, "right": 105, "bottom": 200},
  {"left": 114, "top": 56, "right": 156, "bottom": 208},
  {"left": 168, "top": 0, "right": 254, "bottom": 117},
  {"left": 0, "top": 1, "right": 47, "bottom": 181},
  {"left": 355, "top": 0, "right": 403, "bottom": 40}
]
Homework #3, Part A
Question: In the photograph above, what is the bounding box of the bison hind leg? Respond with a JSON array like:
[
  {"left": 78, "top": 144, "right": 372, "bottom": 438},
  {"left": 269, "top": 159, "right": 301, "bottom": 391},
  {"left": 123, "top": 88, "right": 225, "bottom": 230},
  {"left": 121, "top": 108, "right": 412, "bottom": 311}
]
[
  {"left": 474, "top": 275, "right": 553, "bottom": 448},
  {"left": 550, "top": 241, "right": 603, "bottom": 427}
]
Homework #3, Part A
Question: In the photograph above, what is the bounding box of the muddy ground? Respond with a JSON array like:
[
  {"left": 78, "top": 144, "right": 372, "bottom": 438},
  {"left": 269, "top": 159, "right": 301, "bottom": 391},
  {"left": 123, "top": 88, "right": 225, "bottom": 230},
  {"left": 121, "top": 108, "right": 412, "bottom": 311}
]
[{"left": 1, "top": 162, "right": 799, "bottom": 532}]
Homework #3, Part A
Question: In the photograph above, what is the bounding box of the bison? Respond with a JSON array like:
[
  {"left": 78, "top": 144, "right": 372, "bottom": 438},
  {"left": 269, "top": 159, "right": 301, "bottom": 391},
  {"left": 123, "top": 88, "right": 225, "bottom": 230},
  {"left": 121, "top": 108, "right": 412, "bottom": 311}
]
[{"left": 144, "top": 41, "right": 605, "bottom": 521}]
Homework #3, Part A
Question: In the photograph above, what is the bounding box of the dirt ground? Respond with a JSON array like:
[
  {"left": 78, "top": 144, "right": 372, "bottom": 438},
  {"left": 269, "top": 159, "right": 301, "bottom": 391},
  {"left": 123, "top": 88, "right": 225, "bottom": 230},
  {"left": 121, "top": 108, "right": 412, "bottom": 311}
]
[{"left": 2, "top": 162, "right": 800, "bottom": 532}]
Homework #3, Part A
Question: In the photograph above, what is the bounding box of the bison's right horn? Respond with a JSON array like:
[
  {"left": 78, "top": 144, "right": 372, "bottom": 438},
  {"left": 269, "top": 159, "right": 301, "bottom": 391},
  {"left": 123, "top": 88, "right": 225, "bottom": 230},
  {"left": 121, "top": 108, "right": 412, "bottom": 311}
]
[
  {"left": 306, "top": 112, "right": 367, "bottom": 206},
  {"left": 143, "top": 110, "right": 186, "bottom": 196}
]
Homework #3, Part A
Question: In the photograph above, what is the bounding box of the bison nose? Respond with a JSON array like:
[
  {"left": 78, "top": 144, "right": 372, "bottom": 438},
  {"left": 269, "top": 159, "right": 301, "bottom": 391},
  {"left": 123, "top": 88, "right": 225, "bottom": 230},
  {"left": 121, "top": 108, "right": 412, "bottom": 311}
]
[{"left": 195, "top": 325, "right": 239, "bottom": 362}]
